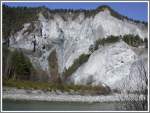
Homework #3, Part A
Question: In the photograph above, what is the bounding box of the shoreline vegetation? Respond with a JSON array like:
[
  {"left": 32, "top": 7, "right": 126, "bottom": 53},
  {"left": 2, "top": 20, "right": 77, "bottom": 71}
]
[
  {"left": 3, "top": 79, "right": 110, "bottom": 95},
  {"left": 3, "top": 80, "right": 145, "bottom": 103}
]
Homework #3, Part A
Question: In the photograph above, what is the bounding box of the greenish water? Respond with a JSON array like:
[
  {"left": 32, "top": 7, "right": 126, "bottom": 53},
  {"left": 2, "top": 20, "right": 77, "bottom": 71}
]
[{"left": 2, "top": 99, "right": 126, "bottom": 111}]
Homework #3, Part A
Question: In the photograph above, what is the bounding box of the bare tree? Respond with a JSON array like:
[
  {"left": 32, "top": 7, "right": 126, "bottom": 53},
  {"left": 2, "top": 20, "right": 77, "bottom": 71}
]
[{"left": 117, "top": 59, "right": 148, "bottom": 111}]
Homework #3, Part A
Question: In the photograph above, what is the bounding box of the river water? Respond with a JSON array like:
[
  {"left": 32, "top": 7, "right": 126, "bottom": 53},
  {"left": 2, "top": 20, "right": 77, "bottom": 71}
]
[{"left": 3, "top": 99, "right": 128, "bottom": 111}]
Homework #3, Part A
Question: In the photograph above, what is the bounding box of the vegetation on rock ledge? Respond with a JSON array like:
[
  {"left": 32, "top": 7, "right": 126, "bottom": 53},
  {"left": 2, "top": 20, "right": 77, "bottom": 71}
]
[{"left": 63, "top": 53, "right": 90, "bottom": 80}]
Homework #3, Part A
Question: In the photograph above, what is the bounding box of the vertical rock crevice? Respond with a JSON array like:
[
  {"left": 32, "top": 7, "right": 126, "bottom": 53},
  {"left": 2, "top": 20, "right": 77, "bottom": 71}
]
[{"left": 48, "top": 49, "right": 61, "bottom": 83}]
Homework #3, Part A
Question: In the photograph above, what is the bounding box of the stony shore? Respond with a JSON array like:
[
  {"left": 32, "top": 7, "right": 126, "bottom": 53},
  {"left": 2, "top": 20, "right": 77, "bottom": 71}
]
[{"left": 2, "top": 87, "right": 145, "bottom": 103}]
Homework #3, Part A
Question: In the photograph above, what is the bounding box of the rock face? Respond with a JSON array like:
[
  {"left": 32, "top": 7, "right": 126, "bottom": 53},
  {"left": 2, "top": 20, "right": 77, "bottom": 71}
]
[
  {"left": 8, "top": 6, "right": 148, "bottom": 92},
  {"left": 70, "top": 41, "right": 147, "bottom": 92}
]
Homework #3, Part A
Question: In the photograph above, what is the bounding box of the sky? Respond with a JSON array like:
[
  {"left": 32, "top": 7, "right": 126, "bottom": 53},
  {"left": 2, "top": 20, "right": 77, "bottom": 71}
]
[{"left": 3, "top": 2, "right": 148, "bottom": 22}]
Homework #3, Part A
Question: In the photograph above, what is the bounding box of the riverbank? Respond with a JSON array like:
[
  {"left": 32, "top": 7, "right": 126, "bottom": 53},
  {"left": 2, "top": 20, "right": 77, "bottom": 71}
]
[
  {"left": 3, "top": 87, "right": 145, "bottom": 103},
  {"left": 3, "top": 79, "right": 110, "bottom": 95}
]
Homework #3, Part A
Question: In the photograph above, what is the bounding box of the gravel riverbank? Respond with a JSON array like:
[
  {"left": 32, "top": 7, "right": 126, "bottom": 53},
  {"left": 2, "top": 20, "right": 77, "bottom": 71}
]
[{"left": 2, "top": 87, "right": 145, "bottom": 103}]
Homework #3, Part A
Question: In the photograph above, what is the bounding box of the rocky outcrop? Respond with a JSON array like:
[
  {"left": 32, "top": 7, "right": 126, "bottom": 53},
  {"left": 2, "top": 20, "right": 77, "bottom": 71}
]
[{"left": 3, "top": 5, "right": 148, "bottom": 92}]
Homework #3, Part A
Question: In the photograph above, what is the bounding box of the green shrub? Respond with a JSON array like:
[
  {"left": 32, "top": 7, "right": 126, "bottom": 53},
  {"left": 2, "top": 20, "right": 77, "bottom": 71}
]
[
  {"left": 122, "top": 34, "right": 143, "bottom": 47},
  {"left": 63, "top": 53, "right": 90, "bottom": 79},
  {"left": 104, "top": 35, "right": 120, "bottom": 43}
]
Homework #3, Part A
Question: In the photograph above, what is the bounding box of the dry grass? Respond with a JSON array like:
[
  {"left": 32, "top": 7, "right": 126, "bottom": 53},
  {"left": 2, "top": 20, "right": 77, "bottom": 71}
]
[{"left": 3, "top": 79, "right": 110, "bottom": 95}]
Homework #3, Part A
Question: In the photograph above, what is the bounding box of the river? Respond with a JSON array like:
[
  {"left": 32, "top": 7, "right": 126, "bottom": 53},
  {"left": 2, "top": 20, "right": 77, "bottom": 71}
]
[{"left": 3, "top": 99, "right": 129, "bottom": 111}]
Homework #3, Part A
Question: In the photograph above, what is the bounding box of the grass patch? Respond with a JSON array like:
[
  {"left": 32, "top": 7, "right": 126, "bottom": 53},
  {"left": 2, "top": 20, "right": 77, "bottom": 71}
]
[{"left": 3, "top": 79, "right": 110, "bottom": 95}]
